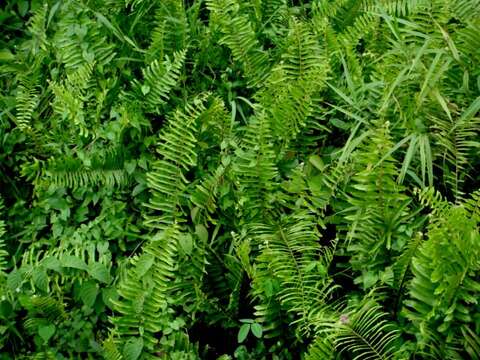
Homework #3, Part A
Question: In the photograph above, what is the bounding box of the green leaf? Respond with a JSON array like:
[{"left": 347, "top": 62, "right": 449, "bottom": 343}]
[
  {"left": 61, "top": 255, "right": 88, "bottom": 271},
  {"left": 123, "top": 337, "right": 143, "bottom": 360},
  {"left": 237, "top": 324, "right": 250, "bottom": 343},
  {"left": 0, "top": 49, "right": 15, "bottom": 62},
  {"left": 141, "top": 84, "right": 150, "bottom": 95},
  {"left": 42, "top": 256, "right": 62, "bottom": 272},
  {"left": 135, "top": 253, "right": 155, "bottom": 277},
  {"left": 88, "top": 263, "right": 111, "bottom": 284},
  {"left": 251, "top": 323, "right": 262, "bottom": 338},
  {"left": 17, "top": 1, "right": 29, "bottom": 17},
  {"left": 459, "top": 96, "right": 480, "bottom": 123},
  {"left": 195, "top": 224, "right": 209, "bottom": 243},
  {"left": 7, "top": 270, "right": 22, "bottom": 291},
  {"left": 80, "top": 280, "right": 99, "bottom": 307},
  {"left": 33, "top": 269, "right": 49, "bottom": 292},
  {"left": 179, "top": 233, "right": 193, "bottom": 256},
  {"left": 38, "top": 325, "right": 55, "bottom": 343},
  {"left": 309, "top": 155, "right": 325, "bottom": 171}
]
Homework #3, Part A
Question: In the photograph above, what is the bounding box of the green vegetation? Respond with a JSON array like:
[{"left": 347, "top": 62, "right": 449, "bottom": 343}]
[{"left": 1, "top": 0, "right": 480, "bottom": 358}]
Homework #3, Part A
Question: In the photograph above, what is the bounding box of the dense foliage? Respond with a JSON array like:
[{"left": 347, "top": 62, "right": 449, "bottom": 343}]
[{"left": 1, "top": 0, "right": 480, "bottom": 358}]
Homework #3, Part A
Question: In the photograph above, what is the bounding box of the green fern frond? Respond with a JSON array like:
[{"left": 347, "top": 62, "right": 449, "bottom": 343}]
[
  {"left": 451, "top": 0, "right": 480, "bottom": 21},
  {"left": 103, "top": 336, "right": 124, "bottom": 360},
  {"left": 148, "top": 1, "right": 189, "bottom": 61},
  {"left": 191, "top": 162, "right": 228, "bottom": 217},
  {"left": 40, "top": 147, "right": 130, "bottom": 189},
  {"left": 0, "top": 198, "right": 7, "bottom": 274},
  {"left": 333, "top": 301, "right": 401, "bottom": 360},
  {"left": 143, "top": 96, "right": 208, "bottom": 231},
  {"left": 403, "top": 193, "right": 480, "bottom": 355},
  {"left": 252, "top": 212, "right": 335, "bottom": 331},
  {"left": 305, "top": 335, "right": 335, "bottom": 360},
  {"left": 26, "top": 3, "right": 48, "bottom": 55},
  {"left": 110, "top": 225, "right": 180, "bottom": 349},
  {"left": 134, "top": 49, "right": 187, "bottom": 113},
  {"left": 53, "top": 8, "right": 116, "bottom": 70},
  {"left": 207, "top": 0, "right": 270, "bottom": 87},
  {"left": 343, "top": 123, "right": 413, "bottom": 288},
  {"left": 233, "top": 110, "right": 278, "bottom": 218},
  {"left": 27, "top": 295, "right": 68, "bottom": 322},
  {"left": 431, "top": 96, "right": 480, "bottom": 200},
  {"left": 15, "top": 77, "right": 39, "bottom": 132}
]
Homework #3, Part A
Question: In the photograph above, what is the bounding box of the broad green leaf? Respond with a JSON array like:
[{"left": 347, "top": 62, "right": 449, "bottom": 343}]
[
  {"left": 237, "top": 324, "right": 250, "bottom": 343},
  {"left": 88, "top": 263, "right": 111, "bottom": 284},
  {"left": 123, "top": 337, "right": 143, "bottom": 360},
  {"left": 38, "top": 325, "right": 55, "bottom": 342},
  {"left": 309, "top": 155, "right": 325, "bottom": 171},
  {"left": 33, "top": 269, "right": 49, "bottom": 292},
  {"left": 61, "top": 255, "right": 88, "bottom": 271},
  {"left": 135, "top": 253, "right": 155, "bottom": 277},
  {"left": 179, "top": 233, "right": 193, "bottom": 256},
  {"left": 7, "top": 270, "right": 22, "bottom": 291},
  {"left": 195, "top": 224, "right": 209, "bottom": 243},
  {"left": 80, "top": 280, "right": 99, "bottom": 307},
  {"left": 251, "top": 323, "right": 263, "bottom": 338}
]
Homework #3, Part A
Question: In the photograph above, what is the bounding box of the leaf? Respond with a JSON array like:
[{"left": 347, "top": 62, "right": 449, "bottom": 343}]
[
  {"left": 195, "top": 224, "right": 209, "bottom": 243},
  {"left": 33, "top": 269, "right": 49, "bottom": 292},
  {"left": 7, "top": 269, "right": 22, "bottom": 291},
  {"left": 80, "top": 280, "right": 99, "bottom": 307},
  {"left": 459, "top": 96, "right": 480, "bottom": 123},
  {"left": 141, "top": 84, "right": 150, "bottom": 95},
  {"left": 179, "top": 233, "right": 193, "bottom": 256},
  {"left": 238, "top": 324, "right": 250, "bottom": 343},
  {"left": 88, "top": 263, "right": 111, "bottom": 284},
  {"left": 17, "top": 1, "right": 29, "bottom": 17},
  {"left": 309, "top": 155, "right": 325, "bottom": 171},
  {"left": 135, "top": 253, "right": 154, "bottom": 277},
  {"left": 42, "top": 256, "right": 62, "bottom": 272},
  {"left": 123, "top": 337, "right": 143, "bottom": 360},
  {"left": 61, "top": 255, "right": 88, "bottom": 271},
  {"left": 0, "top": 49, "right": 15, "bottom": 62},
  {"left": 251, "top": 323, "right": 263, "bottom": 338},
  {"left": 38, "top": 325, "right": 55, "bottom": 343}
]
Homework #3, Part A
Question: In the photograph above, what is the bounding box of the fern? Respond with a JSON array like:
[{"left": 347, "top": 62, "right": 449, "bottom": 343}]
[
  {"left": 333, "top": 301, "right": 401, "bottom": 360},
  {"left": 15, "top": 77, "right": 39, "bottom": 132},
  {"left": 403, "top": 189, "right": 480, "bottom": 357},
  {"left": 133, "top": 49, "right": 187, "bottom": 113},
  {"left": 147, "top": 0, "right": 189, "bottom": 61},
  {"left": 38, "top": 147, "right": 130, "bottom": 189},
  {"left": 143, "top": 96, "right": 207, "bottom": 231},
  {"left": 206, "top": 0, "right": 271, "bottom": 87}
]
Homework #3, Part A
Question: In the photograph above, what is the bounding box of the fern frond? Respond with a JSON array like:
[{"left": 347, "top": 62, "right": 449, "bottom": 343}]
[
  {"left": 40, "top": 147, "right": 130, "bottom": 189},
  {"left": 0, "top": 198, "right": 7, "bottom": 274},
  {"left": 15, "top": 77, "right": 39, "bottom": 132},
  {"left": 334, "top": 301, "right": 401, "bottom": 360},
  {"left": 110, "top": 226, "right": 179, "bottom": 349},
  {"left": 134, "top": 49, "right": 187, "bottom": 113},
  {"left": 148, "top": 1, "right": 189, "bottom": 61},
  {"left": 103, "top": 336, "right": 124, "bottom": 360},
  {"left": 343, "top": 122, "right": 413, "bottom": 288},
  {"left": 26, "top": 3, "right": 48, "bottom": 55},
  {"left": 207, "top": 0, "right": 270, "bottom": 87},
  {"left": 252, "top": 212, "right": 335, "bottom": 332},
  {"left": 53, "top": 6, "right": 116, "bottom": 70},
  {"left": 143, "top": 95, "right": 207, "bottom": 231},
  {"left": 191, "top": 162, "right": 228, "bottom": 216},
  {"left": 403, "top": 194, "right": 480, "bottom": 355},
  {"left": 233, "top": 110, "right": 278, "bottom": 218}
]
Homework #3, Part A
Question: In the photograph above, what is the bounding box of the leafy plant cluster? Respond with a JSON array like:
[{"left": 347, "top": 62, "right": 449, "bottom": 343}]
[{"left": 1, "top": 0, "right": 480, "bottom": 359}]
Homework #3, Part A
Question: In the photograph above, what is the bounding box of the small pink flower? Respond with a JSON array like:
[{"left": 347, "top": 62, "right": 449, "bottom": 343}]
[{"left": 340, "top": 314, "right": 349, "bottom": 324}]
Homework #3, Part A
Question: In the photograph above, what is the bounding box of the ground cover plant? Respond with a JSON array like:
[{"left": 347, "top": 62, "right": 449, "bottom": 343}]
[{"left": 1, "top": 0, "right": 480, "bottom": 358}]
